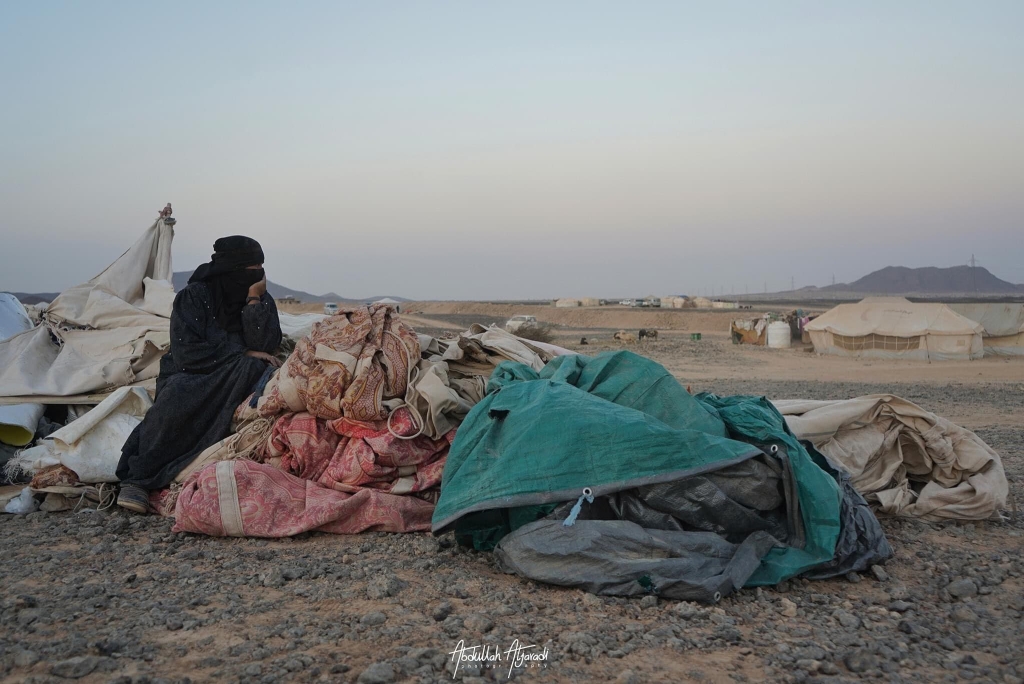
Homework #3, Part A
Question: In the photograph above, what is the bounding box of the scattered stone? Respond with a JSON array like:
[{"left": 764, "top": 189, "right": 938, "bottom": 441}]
[
  {"left": 639, "top": 595, "right": 658, "bottom": 609},
  {"left": 844, "top": 650, "right": 878, "bottom": 674},
  {"left": 50, "top": 656, "right": 102, "bottom": 679},
  {"left": 260, "top": 567, "right": 285, "bottom": 588},
  {"left": 779, "top": 598, "right": 798, "bottom": 618},
  {"left": 243, "top": 663, "right": 262, "bottom": 676},
  {"left": 360, "top": 611, "right": 387, "bottom": 626},
  {"left": 367, "top": 573, "right": 405, "bottom": 599},
  {"left": 281, "top": 566, "right": 305, "bottom": 580},
  {"left": 795, "top": 659, "right": 821, "bottom": 673},
  {"left": 13, "top": 649, "right": 40, "bottom": 667},
  {"left": 870, "top": 565, "right": 890, "bottom": 582},
  {"left": 833, "top": 610, "right": 861, "bottom": 630},
  {"left": 947, "top": 579, "right": 978, "bottom": 599},
  {"left": 464, "top": 613, "right": 495, "bottom": 633},
  {"left": 432, "top": 602, "right": 452, "bottom": 621},
  {"left": 615, "top": 670, "right": 640, "bottom": 684},
  {"left": 672, "top": 602, "right": 704, "bottom": 619},
  {"left": 845, "top": 571, "right": 862, "bottom": 584},
  {"left": 889, "top": 600, "right": 913, "bottom": 613},
  {"left": 357, "top": 661, "right": 396, "bottom": 684}
]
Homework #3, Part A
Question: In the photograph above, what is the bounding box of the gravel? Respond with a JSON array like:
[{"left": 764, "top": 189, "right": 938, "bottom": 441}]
[{"left": 2, "top": 369, "right": 1023, "bottom": 683}]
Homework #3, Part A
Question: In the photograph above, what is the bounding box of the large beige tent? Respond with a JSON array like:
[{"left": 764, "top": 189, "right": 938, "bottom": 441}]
[
  {"left": 948, "top": 303, "right": 1024, "bottom": 357},
  {"left": 805, "top": 297, "right": 983, "bottom": 361}
]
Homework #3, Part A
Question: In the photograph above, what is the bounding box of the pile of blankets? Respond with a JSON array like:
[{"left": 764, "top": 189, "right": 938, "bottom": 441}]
[{"left": 161, "top": 304, "right": 564, "bottom": 537}]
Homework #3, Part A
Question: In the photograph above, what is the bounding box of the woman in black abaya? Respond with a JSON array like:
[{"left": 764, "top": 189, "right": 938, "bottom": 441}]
[{"left": 116, "top": 236, "right": 282, "bottom": 513}]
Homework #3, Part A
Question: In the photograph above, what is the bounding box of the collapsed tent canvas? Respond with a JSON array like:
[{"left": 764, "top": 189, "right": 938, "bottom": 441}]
[
  {"left": 805, "top": 297, "right": 983, "bottom": 361},
  {"left": 5, "top": 386, "right": 152, "bottom": 483},
  {"left": 774, "top": 395, "right": 1008, "bottom": 521},
  {"left": 432, "top": 351, "right": 890, "bottom": 602},
  {"left": 0, "top": 216, "right": 175, "bottom": 397},
  {"left": 0, "top": 294, "right": 44, "bottom": 445}
]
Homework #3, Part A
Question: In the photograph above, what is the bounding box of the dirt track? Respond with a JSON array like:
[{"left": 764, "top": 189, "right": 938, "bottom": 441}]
[{"left": 3, "top": 306, "right": 1023, "bottom": 684}]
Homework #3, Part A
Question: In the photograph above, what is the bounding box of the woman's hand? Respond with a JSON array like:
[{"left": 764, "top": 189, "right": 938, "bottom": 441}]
[
  {"left": 248, "top": 276, "right": 267, "bottom": 299},
  {"left": 246, "top": 350, "right": 282, "bottom": 368}
]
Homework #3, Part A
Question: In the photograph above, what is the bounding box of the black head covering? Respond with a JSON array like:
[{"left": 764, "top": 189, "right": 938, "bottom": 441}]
[{"left": 189, "top": 236, "right": 266, "bottom": 332}]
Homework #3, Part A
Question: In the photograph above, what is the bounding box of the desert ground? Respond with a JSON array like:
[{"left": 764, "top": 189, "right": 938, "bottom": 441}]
[{"left": 2, "top": 304, "right": 1022, "bottom": 684}]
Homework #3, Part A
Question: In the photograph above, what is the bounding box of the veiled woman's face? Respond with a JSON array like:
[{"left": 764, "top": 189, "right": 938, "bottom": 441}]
[{"left": 246, "top": 264, "right": 264, "bottom": 270}]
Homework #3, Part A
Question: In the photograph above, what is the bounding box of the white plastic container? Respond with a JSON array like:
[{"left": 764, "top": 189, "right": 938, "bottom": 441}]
[{"left": 767, "top": 321, "right": 792, "bottom": 349}]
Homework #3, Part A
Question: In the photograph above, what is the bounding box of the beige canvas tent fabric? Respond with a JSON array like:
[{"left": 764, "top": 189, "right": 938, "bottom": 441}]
[
  {"left": 0, "top": 294, "right": 44, "bottom": 445},
  {"left": 774, "top": 395, "right": 1007, "bottom": 521},
  {"left": 948, "top": 303, "right": 1024, "bottom": 357},
  {"left": 6, "top": 386, "right": 153, "bottom": 483},
  {"left": 0, "top": 217, "right": 174, "bottom": 397},
  {"left": 805, "top": 297, "right": 983, "bottom": 360}
]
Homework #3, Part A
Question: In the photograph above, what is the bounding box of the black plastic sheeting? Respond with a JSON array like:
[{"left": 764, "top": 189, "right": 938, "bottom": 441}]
[{"left": 494, "top": 445, "right": 892, "bottom": 603}]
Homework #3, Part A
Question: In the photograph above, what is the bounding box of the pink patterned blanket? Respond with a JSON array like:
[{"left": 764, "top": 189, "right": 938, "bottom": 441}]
[
  {"left": 237, "top": 304, "right": 421, "bottom": 423},
  {"left": 171, "top": 460, "right": 434, "bottom": 537},
  {"left": 264, "top": 407, "right": 452, "bottom": 499}
]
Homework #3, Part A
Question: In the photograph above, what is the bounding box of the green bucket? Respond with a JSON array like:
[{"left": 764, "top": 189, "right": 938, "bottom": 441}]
[{"left": 690, "top": 332, "right": 702, "bottom": 341}]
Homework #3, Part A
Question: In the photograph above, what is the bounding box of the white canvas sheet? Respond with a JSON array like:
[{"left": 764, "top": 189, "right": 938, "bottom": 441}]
[
  {"left": 774, "top": 394, "right": 1007, "bottom": 521},
  {"left": 0, "top": 294, "right": 45, "bottom": 445},
  {"left": 0, "top": 217, "right": 175, "bottom": 397},
  {"left": 6, "top": 386, "right": 152, "bottom": 483}
]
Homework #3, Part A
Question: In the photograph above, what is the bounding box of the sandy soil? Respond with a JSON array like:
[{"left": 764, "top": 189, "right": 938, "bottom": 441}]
[{"left": 2, "top": 304, "right": 1022, "bottom": 684}]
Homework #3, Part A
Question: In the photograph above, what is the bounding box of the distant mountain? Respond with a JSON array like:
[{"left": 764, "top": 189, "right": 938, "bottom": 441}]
[
  {"left": 820, "top": 266, "right": 1023, "bottom": 295},
  {"left": 5, "top": 292, "right": 59, "bottom": 306},
  {"left": 171, "top": 271, "right": 409, "bottom": 304}
]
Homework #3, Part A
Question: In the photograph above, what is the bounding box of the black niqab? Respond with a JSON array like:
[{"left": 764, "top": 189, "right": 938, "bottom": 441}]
[{"left": 189, "top": 236, "right": 265, "bottom": 332}]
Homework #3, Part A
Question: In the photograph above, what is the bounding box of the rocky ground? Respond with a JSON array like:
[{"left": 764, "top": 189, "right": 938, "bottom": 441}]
[{"left": 3, "top": 331, "right": 1023, "bottom": 684}]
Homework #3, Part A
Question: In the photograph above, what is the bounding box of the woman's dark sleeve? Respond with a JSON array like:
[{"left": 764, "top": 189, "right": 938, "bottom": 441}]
[
  {"left": 241, "top": 293, "right": 283, "bottom": 353},
  {"left": 169, "top": 286, "right": 247, "bottom": 374}
]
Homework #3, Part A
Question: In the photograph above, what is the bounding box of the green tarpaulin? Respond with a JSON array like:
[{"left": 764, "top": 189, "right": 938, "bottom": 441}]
[{"left": 433, "top": 351, "right": 861, "bottom": 595}]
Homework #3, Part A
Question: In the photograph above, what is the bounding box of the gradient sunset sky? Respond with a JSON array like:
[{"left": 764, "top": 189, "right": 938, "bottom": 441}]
[{"left": 1, "top": 1, "right": 1021, "bottom": 298}]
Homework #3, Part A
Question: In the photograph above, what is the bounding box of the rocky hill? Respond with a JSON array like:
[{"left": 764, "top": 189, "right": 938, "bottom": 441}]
[
  {"left": 820, "top": 266, "right": 1023, "bottom": 295},
  {"left": 171, "top": 271, "right": 408, "bottom": 304}
]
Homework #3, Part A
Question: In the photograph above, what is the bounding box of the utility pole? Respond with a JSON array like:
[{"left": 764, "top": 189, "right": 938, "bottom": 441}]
[
  {"left": 970, "top": 254, "right": 976, "bottom": 293},
  {"left": 764, "top": 281, "right": 767, "bottom": 294},
  {"left": 791, "top": 276, "right": 795, "bottom": 291}
]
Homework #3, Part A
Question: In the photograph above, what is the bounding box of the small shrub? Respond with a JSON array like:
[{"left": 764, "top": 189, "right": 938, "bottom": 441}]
[{"left": 515, "top": 322, "right": 556, "bottom": 344}]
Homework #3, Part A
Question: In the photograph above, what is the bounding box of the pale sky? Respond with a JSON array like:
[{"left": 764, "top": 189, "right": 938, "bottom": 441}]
[{"left": 1, "top": 1, "right": 1022, "bottom": 299}]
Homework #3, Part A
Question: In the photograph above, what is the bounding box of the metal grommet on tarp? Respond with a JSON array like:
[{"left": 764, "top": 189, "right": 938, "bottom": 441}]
[{"left": 564, "top": 487, "right": 595, "bottom": 526}]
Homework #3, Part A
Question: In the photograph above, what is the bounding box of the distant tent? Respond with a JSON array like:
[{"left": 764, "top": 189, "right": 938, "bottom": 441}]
[
  {"left": 691, "top": 297, "right": 713, "bottom": 309},
  {"left": 948, "top": 303, "right": 1024, "bottom": 357},
  {"left": 374, "top": 298, "right": 402, "bottom": 312},
  {"left": 805, "top": 297, "right": 983, "bottom": 361}
]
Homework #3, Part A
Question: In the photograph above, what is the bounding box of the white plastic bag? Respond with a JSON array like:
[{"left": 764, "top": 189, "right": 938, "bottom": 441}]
[{"left": 3, "top": 487, "right": 39, "bottom": 514}]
